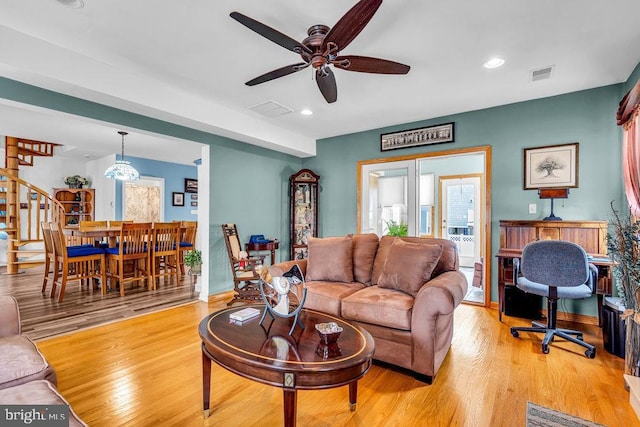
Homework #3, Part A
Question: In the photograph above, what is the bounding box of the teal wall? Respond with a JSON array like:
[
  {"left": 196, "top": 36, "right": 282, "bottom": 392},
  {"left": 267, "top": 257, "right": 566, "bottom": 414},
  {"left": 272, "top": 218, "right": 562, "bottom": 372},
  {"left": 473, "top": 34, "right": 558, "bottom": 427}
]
[
  {"left": 0, "top": 77, "right": 302, "bottom": 295},
  {"left": 303, "top": 85, "right": 625, "bottom": 317}
]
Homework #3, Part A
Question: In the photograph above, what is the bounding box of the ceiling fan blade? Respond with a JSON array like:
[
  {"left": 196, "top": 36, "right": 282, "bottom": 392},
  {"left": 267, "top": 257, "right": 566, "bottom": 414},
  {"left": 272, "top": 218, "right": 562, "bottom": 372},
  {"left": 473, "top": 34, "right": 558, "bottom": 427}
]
[
  {"left": 316, "top": 68, "right": 337, "bottom": 103},
  {"left": 230, "top": 12, "right": 312, "bottom": 55},
  {"left": 334, "top": 55, "right": 410, "bottom": 74},
  {"left": 246, "top": 63, "right": 309, "bottom": 86},
  {"left": 322, "top": 0, "right": 382, "bottom": 52}
]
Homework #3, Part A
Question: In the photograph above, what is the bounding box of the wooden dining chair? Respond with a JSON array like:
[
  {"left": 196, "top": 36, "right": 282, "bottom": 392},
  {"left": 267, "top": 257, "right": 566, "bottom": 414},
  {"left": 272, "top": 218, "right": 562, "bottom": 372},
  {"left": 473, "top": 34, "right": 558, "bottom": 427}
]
[
  {"left": 49, "top": 222, "right": 106, "bottom": 303},
  {"left": 40, "top": 221, "right": 56, "bottom": 294},
  {"left": 151, "top": 222, "right": 181, "bottom": 289},
  {"left": 178, "top": 220, "right": 198, "bottom": 275},
  {"left": 105, "top": 222, "right": 152, "bottom": 297}
]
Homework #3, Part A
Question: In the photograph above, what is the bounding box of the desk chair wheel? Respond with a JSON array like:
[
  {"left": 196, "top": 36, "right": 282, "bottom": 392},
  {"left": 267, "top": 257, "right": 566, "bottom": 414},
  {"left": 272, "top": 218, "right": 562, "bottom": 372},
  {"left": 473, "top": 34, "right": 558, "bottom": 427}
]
[
  {"left": 510, "top": 328, "right": 519, "bottom": 338},
  {"left": 585, "top": 348, "right": 596, "bottom": 359},
  {"left": 541, "top": 344, "right": 550, "bottom": 354}
]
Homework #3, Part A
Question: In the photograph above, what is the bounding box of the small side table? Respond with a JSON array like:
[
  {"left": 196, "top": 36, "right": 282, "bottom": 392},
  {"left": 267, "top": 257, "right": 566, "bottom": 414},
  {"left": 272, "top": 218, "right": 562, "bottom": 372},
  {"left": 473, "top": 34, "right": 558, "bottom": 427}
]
[{"left": 245, "top": 240, "right": 279, "bottom": 265}]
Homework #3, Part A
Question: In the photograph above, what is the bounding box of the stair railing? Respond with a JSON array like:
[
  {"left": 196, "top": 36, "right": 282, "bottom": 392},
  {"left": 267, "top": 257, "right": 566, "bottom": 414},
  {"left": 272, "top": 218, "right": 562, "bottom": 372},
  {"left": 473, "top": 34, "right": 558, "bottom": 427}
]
[{"left": 0, "top": 169, "right": 65, "bottom": 273}]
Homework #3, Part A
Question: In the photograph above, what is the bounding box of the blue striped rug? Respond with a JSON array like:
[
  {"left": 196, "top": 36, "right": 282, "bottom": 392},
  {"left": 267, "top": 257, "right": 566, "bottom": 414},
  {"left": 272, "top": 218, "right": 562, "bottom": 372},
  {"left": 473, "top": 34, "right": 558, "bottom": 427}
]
[{"left": 527, "top": 402, "right": 606, "bottom": 427}]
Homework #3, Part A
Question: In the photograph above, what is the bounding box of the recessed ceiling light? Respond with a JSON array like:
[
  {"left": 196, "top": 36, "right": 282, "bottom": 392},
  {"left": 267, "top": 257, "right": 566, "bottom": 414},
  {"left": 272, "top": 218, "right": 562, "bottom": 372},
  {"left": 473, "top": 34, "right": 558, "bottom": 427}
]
[
  {"left": 300, "top": 109, "right": 313, "bottom": 116},
  {"left": 55, "top": 0, "right": 85, "bottom": 8},
  {"left": 483, "top": 58, "right": 505, "bottom": 69}
]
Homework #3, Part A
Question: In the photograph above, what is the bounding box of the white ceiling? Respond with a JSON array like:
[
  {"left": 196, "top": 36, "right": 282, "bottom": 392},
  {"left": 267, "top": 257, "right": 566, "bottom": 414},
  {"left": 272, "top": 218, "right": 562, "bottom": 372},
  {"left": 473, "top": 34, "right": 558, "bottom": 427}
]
[{"left": 0, "top": 0, "right": 639, "bottom": 163}]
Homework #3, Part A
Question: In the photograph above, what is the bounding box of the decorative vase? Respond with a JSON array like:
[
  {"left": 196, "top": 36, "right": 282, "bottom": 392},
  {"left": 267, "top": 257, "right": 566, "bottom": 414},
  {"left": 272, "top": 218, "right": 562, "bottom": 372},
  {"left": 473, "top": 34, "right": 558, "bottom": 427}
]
[
  {"left": 189, "top": 264, "right": 202, "bottom": 275},
  {"left": 625, "top": 316, "right": 640, "bottom": 377}
]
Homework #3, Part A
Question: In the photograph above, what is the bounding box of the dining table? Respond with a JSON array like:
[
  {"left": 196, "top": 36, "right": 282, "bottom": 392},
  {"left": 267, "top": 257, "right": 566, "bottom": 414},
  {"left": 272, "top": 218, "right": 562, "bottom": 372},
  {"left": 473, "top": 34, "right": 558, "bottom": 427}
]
[{"left": 63, "top": 225, "right": 122, "bottom": 248}]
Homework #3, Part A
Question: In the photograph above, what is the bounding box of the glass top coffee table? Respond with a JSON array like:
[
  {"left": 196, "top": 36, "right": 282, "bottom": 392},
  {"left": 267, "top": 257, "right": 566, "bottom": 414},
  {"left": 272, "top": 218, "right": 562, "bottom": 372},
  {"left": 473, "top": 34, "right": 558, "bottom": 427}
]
[{"left": 199, "top": 305, "right": 375, "bottom": 427}]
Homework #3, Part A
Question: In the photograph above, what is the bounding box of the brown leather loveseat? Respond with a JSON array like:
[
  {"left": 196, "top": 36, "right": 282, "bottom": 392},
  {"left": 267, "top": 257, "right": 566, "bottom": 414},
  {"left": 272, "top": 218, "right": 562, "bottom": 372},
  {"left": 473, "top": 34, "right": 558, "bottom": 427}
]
[{"left": 270, "top": 234, "right": 468, "bottom": 384}]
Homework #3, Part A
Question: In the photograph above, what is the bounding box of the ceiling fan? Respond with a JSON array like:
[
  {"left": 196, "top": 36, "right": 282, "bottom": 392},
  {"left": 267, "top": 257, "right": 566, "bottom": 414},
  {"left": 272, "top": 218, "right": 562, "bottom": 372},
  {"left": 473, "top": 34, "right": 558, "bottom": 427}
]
[{"left": 230, "top": 0, "right": 410, "bottom": 104}]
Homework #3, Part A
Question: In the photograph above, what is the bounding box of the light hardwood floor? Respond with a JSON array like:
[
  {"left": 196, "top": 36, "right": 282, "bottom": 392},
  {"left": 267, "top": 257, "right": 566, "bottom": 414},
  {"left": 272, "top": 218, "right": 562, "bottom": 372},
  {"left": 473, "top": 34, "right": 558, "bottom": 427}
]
[{"left": 36, "top": 297, "right": 636, "bottom": 426}]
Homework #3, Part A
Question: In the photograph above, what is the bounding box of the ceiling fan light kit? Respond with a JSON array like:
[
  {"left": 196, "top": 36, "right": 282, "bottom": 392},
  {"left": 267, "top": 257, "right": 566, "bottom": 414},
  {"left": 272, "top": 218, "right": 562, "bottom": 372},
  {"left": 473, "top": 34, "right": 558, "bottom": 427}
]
[{"left": 230, "top": 0, "right": 410, "bottom": 104}]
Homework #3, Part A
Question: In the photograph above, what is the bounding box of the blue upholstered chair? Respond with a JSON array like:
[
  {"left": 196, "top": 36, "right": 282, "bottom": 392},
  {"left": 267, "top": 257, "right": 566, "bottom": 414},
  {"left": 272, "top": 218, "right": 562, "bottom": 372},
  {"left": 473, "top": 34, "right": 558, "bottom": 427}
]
[{"left": 510, "top": 240, "right": 597, "bottom": 358}]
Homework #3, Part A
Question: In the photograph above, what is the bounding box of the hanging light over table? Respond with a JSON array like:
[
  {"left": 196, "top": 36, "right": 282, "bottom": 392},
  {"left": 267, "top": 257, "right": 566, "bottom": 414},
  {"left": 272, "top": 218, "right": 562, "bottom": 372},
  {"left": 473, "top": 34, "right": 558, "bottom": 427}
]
[{"left": 104, "top": 131, "right": 139, "bottom": 181}]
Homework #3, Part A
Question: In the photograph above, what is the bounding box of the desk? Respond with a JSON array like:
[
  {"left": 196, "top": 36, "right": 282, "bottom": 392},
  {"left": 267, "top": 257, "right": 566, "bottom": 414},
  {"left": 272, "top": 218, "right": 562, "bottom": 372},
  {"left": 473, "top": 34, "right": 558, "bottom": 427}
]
[
  {"left": 496, "top": 250, "right": 613, "bottom": 324},
  {"left": 245, "top": 240, "right": 279, "bottom": 265},
  {"left": 64, "top": 226, "right": 122, "bottom": 247}
]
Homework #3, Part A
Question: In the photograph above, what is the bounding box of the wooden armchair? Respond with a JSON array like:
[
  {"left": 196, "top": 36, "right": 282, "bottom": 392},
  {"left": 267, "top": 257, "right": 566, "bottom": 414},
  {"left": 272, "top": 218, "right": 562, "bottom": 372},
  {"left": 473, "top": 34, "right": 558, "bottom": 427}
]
[{"left": 221, "top": 223, "right": 265, "bottom": 306}]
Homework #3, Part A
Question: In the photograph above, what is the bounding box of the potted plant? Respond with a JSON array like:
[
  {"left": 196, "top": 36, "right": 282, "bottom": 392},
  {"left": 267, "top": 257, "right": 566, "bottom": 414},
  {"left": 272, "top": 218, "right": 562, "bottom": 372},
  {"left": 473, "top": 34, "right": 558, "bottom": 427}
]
[
  {"left": 64, "top": 175, "right": 89, "bottom": 189},
  {"left": 184, "top": 249, "right": 202, "bottom": 274},
  {"left": 607, "top": 202, "right": 640, "bottom": 376},
  {"left": 384, "top": 219, "right": 408, "bottom": 237}
]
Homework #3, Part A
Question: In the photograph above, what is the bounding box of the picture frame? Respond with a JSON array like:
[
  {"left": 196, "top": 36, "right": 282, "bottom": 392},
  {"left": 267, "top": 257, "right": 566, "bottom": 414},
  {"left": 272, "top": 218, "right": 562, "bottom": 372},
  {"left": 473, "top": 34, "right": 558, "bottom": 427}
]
[
  {"left": 381, "top": 122, "right": 454, "bottom": 152},
  {"left": 172, "top": 192, "right": 184, "bottom": 206},
  {"left": 190, "top": 201, "right": 198, "bottom": 207},
  {"left": 190, "top": 194, "right": 198, "bottom": 200},
  {"left": 523, "top": 142, "right": 579, "bottom": 190},
  {"left": 184, "top": 178, "right": 198, "bottom": 193}
]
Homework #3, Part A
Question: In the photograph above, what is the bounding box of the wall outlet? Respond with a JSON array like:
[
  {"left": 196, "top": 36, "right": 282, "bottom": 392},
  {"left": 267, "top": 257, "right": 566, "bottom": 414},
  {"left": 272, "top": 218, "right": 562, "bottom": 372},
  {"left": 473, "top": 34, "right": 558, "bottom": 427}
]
[{"left": 528, "top": 203, "right": 537, "bottom": 214}]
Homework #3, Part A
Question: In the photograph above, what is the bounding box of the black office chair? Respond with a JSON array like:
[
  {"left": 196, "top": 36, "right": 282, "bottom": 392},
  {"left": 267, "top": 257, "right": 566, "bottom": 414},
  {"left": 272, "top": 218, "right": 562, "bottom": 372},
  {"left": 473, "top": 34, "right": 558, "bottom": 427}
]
[{"left": 510, "top": 240, "right": 597, "bottom": 358}]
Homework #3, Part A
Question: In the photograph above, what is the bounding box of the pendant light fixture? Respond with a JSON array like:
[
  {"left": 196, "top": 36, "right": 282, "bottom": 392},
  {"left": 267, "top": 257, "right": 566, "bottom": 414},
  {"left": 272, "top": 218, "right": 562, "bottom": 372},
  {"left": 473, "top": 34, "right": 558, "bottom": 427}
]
[{"left": 104, "top": 131, "right": 140, "bottom": 181}]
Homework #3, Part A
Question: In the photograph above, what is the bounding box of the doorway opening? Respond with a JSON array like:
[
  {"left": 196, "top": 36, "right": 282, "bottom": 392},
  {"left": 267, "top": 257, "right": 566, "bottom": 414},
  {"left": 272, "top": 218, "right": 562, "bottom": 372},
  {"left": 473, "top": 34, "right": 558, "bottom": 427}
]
[{"left": 358, "top": 146, "right": 491, "bottom": 306}]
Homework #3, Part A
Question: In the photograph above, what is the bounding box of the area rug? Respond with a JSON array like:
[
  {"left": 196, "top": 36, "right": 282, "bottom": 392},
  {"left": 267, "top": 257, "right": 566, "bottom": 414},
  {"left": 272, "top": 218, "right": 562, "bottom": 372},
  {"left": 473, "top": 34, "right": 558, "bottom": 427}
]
[{"left": 526, "top": 402, "right": 606, "bottom": 427}]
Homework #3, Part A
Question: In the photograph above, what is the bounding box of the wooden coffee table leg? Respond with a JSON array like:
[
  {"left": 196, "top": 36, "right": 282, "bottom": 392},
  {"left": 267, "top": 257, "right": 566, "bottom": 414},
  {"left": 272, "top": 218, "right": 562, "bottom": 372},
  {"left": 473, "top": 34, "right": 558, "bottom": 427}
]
[
  {"left": 202, "top": 348, "right": 212, "bottom": 417},
  {"left": 349, "top": 380, "right": 358, "bottom": 411},
  {"left": 283, "top": 388, "right": 297, "bottom": 427}
]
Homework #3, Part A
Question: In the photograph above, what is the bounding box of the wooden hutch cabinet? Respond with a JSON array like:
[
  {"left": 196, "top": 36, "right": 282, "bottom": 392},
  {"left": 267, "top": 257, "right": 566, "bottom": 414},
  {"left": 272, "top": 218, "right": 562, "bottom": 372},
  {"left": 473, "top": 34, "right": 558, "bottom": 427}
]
[
  {"left": 53, "top": 188, "right": 95, "bottom": 227},
  {"left": 496, "top": 219, "right": 612, "bottom": 323},
  {"left": 290, "top": 169, "right": 319, "bottom": 260}
]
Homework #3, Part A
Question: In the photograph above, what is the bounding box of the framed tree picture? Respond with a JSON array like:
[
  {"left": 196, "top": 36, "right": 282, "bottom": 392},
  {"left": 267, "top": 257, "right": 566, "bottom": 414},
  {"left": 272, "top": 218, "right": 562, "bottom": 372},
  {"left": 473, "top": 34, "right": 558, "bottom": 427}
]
[{"left": 523, "top": 142, "right": 579, "bottom": 190}]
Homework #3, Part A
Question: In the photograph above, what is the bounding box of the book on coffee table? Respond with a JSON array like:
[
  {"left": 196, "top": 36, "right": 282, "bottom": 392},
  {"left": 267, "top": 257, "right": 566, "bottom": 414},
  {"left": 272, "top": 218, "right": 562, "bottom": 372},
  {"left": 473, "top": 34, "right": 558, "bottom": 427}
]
[{"left": 229, "top": 307, "right": 261, "bottom": 322}]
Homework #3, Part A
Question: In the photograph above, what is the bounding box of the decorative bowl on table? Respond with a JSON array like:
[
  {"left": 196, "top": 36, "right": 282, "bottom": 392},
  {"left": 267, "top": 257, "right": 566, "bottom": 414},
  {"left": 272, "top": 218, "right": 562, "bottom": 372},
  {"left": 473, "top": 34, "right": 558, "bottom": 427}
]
[{"left": 315, "top": 322, "right": 343, "bottom": 345}]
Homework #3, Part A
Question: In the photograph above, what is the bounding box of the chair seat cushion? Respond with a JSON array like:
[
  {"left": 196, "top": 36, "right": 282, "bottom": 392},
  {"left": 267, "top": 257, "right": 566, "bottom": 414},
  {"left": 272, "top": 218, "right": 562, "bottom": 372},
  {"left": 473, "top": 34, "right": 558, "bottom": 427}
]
[
  {"left": 179, "top": 241, "right": 193, "bottom": 248},
  {"left": 67, "top": 246, "right": 104, "bottom": 257},
  {"left": 0, "top": 335, "right": 57, "bottom": 390},
  {"left": 341, "top": 286, "right": 414, "bottom": 331},
  {"left": 68, "top": 244, "right": 94, "bottom": 249},
  {"left": 517, "top": 278, "right": 593, "bottom": 299},
  {"left": 0, "top": 380, "right": 88, "bottom": 426}
]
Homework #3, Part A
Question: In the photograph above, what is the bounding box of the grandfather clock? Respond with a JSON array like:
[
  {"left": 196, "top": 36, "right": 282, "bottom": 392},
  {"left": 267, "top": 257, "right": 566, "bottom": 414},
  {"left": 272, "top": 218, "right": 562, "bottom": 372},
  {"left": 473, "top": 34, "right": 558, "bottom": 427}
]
[{"left": 290, "top": 169, "right": 320, "bottom": 260}]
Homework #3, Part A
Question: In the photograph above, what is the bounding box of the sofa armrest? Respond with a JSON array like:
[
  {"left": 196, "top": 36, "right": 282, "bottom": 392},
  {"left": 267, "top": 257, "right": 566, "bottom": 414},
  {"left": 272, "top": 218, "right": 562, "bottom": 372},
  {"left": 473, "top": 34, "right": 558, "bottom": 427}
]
[
  {"left": 269, "top": 259, "right": 308, "bottom": 278},
  {"left": 0, "top": 296, "right": 21, "bottom": 336},
  {"left": 414, "top": 270, "right": 468, "bottom": 317}
]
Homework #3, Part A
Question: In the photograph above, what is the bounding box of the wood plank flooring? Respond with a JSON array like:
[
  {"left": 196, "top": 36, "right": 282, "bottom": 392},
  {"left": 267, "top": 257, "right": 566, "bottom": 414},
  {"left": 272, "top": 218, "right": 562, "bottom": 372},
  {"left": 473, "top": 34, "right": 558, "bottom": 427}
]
[
  {"left": 34, "top": 297, "right": 637, "bottom": 426},
  {"left": 0, "top": 265, "right": 198, "bottom": 340}
]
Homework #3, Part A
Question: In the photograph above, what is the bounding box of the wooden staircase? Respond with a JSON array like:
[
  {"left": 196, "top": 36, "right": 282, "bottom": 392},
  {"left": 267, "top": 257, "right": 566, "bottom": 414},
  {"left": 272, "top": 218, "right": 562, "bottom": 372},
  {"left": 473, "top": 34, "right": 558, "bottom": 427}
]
[{"left": 2, "top": 136, "right": 65, "bottom": 274}]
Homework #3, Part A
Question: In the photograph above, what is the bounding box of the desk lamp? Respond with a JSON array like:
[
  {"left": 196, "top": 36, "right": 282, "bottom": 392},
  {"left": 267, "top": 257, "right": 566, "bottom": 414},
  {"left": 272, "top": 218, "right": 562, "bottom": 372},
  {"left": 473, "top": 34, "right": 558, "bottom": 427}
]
[{"left": 538, "top": 188, "right": 569, "bottom": 221}]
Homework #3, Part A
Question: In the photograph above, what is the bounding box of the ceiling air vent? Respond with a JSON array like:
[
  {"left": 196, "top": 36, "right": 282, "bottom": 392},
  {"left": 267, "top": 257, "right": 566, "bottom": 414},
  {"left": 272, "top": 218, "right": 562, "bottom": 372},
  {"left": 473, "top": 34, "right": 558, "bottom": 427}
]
[
  {"left": 247, "top": 100, "right": 293, "bottom": 118},
  {"left": 530, "top": 66, "right": 554, "bottom": 82}
]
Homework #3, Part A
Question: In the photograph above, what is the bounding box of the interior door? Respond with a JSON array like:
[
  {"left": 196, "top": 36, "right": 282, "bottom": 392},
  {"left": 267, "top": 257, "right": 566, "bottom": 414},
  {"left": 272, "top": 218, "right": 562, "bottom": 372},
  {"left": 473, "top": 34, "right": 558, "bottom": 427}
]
[
  {"left": 440, "top": 175, "right": 482, "bottom": 267},
  {"left": 360, "top": 160, "right": 416, "bottom": 236}
]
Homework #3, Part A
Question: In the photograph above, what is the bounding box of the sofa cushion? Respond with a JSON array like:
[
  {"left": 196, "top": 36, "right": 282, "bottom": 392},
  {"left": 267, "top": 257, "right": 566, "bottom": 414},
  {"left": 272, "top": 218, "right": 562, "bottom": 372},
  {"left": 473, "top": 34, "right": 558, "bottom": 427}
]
[
  {"left": 372, "top": 236, "right": 457, "bottom": 285},
  {"left": 351, "top": 233, "right": 379, "bottom": 285},
  {"left": 306, "top": 236, "right": 354, "bottom": 282},
  {"left": 0, "top": 335, "right": 57, "bottom": 390},
  {"left": 377, "top": 239, "right": 443, "bottom": 297},
  {"left": 341, "top": 286, "right": 414, "bottom": 331},
  {"left": 304, "top": 281, "right": 366, "bottom": 317}
]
